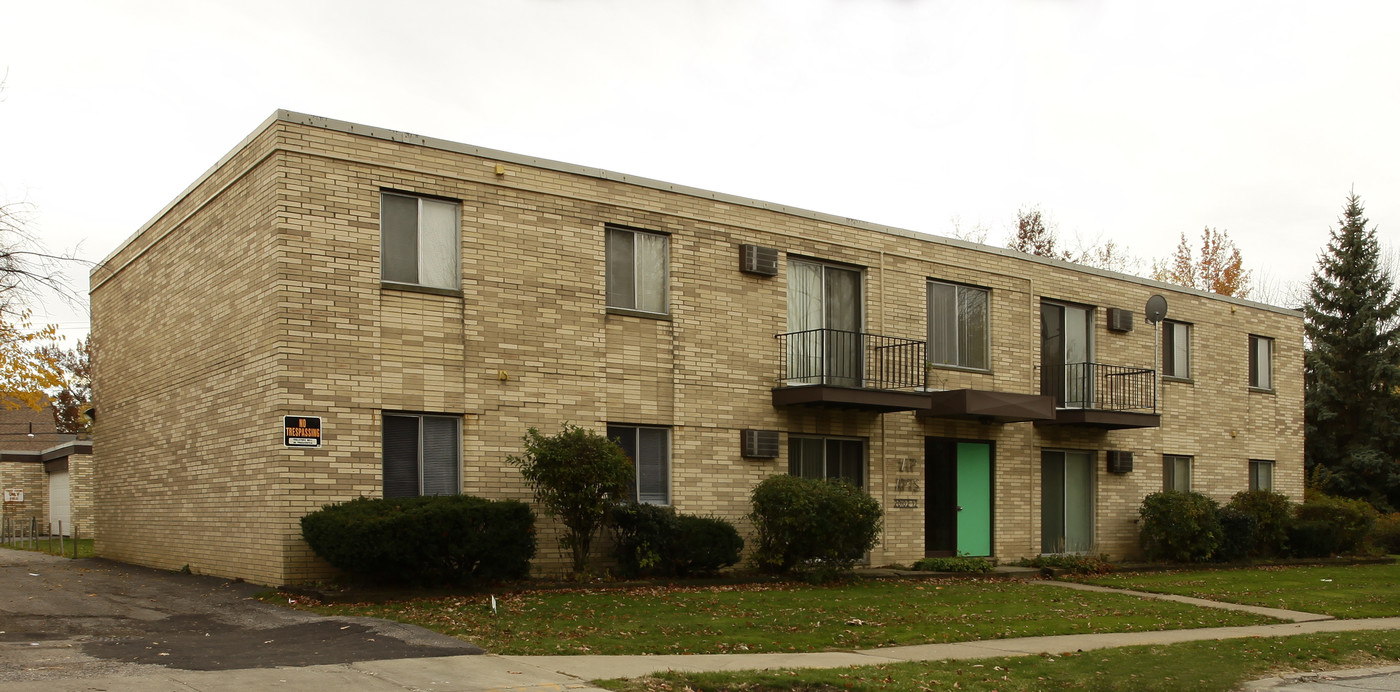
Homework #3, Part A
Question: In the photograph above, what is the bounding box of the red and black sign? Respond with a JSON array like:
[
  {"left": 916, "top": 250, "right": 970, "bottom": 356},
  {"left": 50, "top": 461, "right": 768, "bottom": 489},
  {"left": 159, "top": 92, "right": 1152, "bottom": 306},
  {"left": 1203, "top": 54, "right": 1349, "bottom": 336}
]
[{"left": 284, "top": 416, "right": 322, "bottom": 448}]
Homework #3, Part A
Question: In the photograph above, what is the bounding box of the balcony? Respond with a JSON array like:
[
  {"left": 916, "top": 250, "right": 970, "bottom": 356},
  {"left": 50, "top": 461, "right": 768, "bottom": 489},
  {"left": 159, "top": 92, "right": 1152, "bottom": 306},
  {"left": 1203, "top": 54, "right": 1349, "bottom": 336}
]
[
  {"left": 1036, "top": 362, "right": 1161, "bottom": 429},
  {"left": 773, "top": 329, "right": 932, "bottom": 413}
]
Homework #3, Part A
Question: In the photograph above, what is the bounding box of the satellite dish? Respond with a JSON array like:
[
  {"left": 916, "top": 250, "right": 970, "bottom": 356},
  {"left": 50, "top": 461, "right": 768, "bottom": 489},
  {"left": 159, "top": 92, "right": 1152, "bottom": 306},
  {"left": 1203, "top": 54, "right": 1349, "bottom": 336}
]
[{"left": 1145, "top": 295, "right": 1169, "bottom": 323}]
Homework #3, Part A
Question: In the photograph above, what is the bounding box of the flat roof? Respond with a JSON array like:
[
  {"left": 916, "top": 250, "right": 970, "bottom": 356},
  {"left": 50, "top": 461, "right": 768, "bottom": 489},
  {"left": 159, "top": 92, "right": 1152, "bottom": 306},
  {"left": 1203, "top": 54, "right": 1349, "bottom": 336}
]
[{"left": 97, "top": 110, "right": 1302, "bottom": 318}]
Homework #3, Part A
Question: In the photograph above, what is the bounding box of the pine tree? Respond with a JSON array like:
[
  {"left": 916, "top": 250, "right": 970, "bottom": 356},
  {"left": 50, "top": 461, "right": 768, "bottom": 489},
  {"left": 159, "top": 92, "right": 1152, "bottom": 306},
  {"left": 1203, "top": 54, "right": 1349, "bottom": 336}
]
[{"left": 1304, "top": 193, "right": 1400, "bottom": 509}]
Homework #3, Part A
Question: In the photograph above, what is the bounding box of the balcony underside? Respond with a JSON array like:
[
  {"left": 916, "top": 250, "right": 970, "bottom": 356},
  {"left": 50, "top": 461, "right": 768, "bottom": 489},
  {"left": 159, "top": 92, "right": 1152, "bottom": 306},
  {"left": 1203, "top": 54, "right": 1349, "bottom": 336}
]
[
  {"left": 917, "top": 389, "right": 1056, "bottom": 423},
  {"left": 772, "top": 386, "right": 933, "bottom": 413},
  {"left": 1035, "top": 408, "right": 1162, "bottom": 430}
]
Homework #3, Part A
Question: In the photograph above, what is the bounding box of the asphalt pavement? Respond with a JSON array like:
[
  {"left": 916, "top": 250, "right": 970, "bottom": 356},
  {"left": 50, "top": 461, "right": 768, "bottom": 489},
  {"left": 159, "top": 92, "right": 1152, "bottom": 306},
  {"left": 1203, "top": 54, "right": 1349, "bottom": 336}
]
[{"left": 3, "top": 548, "right": 1400, "bottom": 691}]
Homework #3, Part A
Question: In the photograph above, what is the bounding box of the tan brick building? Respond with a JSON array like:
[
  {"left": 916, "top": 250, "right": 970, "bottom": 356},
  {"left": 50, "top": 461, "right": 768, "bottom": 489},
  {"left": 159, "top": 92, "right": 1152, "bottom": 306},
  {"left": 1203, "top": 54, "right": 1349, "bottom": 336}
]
[
  {"left": 90, "top": 111, "right": 1303, "bottom": 586},
  {"left": 0, "top": 400, "right": 91, "bottom": 538}
]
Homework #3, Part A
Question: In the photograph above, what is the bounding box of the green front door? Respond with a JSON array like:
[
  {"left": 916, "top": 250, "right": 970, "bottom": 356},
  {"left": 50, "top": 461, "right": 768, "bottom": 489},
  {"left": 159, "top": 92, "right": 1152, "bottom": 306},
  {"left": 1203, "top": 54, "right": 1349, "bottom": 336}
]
[
  {"left": 955, "top": 442, "right": 992, "bottom": 556},
  {"left": 926, "top": 438, "right": 993, "bottom": 557}
]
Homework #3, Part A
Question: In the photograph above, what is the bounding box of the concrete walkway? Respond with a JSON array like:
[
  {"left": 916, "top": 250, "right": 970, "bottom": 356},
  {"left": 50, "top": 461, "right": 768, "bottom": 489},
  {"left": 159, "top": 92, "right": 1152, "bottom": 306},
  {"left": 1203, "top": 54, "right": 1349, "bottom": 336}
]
[{"left": 3, "top": 577, "right": 1398, "bottom": 691}]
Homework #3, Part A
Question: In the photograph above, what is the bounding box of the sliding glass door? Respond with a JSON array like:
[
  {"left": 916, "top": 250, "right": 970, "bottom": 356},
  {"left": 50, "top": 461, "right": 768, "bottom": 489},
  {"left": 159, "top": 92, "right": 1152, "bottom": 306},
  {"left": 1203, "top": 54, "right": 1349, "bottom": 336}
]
[{"left": 1041, "top": 450, "right": 1095, "bottom": 554}]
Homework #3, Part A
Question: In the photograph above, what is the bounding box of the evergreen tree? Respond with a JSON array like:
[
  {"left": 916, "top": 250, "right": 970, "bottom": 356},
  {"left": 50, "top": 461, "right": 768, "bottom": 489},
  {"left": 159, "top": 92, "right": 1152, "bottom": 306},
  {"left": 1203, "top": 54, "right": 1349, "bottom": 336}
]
[{"left": 1304, "top": 193, "right": 1400, "bottom": 509}]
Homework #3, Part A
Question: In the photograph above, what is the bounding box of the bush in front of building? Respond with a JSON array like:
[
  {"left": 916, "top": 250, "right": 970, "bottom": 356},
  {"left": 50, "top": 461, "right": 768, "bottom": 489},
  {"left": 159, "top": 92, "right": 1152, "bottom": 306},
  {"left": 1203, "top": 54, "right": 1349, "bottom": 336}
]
[
  {"left": 1138, "top": 491, "right": 1223, "bottom": 562},
  {"left": 1372, "top": 512, "right": 1400, "bottom": 555},
  {"left": 1224, "top": 489, "right": 1294, "bottom": 558},
  {"left": 300, "top": 495, "right": 535, "bottom": 585},
  {"left": 748, "top": 475, "right": 883, "bottom": 578},
  {"left": 610, "top": 503, "right": 744, "bottom": 578},
  {"left": 1287, "top": 492, "right": 1378, "bottom": 557},
  {"left": 1018, "top": 554, "right": 1115, "bottom": 575},
  {"left": 912, "top": 555, "right": 993, "bottom": 573},
  {"left": 1213, "top": 507, "right": 1258, "bottom": 563},
  {"left": 507, "top": 424, "right": 634, "bottom": 575}
]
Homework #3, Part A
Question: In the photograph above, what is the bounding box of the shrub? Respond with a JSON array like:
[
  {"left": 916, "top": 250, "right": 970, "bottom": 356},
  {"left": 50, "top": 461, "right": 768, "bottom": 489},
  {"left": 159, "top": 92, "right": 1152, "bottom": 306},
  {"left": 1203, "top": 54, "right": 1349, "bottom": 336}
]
[
  {"left": 610, "top": 503, "right": 676, "bottom": 578},
  {"left": 611, "top": 504, "right": 744, "bottom": 578},
  {"left": 1373, "top": 512, "right": 1400, "bottom": 555},
  {"left": 1224, "top": 490, "right": 1294, "bottom": 558},
  {"left": 670, "top": 514, "right": 744, "bottom": 577},
  {"left": 1018, "top": 554, "right": 1115, "bottom": 575},
  {"left": 300, "top": 495, "right": 535, "bottom": 585},
  {"left": 1138, "top": 491, "right": 1222, "bottom": 563},
  {"left": 1214, "top": 507, "right": 1258, "bottom": 563},
  {"left": 912, "top": 556, "right": 993, "bottom": 573},
  {"left": 748, "top": 475, "right": 883, "bottom": 577},
  {"left": 1289, "top": 493, "right": 1378, "bottom": 557},
  {"left": 507, "top": 424, "right": 634, "bottom": 575}
]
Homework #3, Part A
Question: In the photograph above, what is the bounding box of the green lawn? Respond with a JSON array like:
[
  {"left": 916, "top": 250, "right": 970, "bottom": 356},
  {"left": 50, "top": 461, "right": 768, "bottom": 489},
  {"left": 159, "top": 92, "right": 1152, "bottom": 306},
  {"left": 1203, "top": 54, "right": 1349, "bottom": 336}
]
[
  {"left": 0, "top": 537, "right": 94, "bottom": 559},
  {"left": 1081, "top": 563, "right": 1400, "bottom": 618},
  {"left": 281, "top": 578, "right": 1275, "bottom": 655},
  {"left": 597, "top": 630, "right": 1400, "bottom": 692}
]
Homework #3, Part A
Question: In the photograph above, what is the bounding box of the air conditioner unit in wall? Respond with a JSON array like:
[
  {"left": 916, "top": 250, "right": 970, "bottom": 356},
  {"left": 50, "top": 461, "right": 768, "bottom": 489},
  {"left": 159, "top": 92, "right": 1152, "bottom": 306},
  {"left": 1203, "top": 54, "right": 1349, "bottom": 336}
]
[
  {"left": 1107, "top": 308, "right": 1135, "bottom": 332},
  {"left": 740, "top": 244, "right": 779, "bottom": 276},
  {"left": 741, "top": 429, "right": 780, "bottom": 458},
  {"left": 1106, "top": 450, "right": 1134, "bottom": 473}
]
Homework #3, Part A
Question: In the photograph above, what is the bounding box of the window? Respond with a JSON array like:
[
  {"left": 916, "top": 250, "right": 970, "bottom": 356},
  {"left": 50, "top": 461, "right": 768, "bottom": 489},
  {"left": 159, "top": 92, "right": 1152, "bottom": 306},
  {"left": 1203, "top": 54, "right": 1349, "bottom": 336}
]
[
  {"left": 1163, "top": 454, "right": 1193, "bottom": 492},
  {"left": 606, "top": 226, "right": 669, "bottom": 314},
  {"left": 380, "top": 192, "right": 460, "bottom": 290},
  {"left": 1162, "top": 320, "right": 1191, "bottom": 379},
  {"left": 928, "top": 281, "right": 990, "bottom": 370},
  {"left": 608, "top": 425, "right": 670, "bottom": 505},
  {"left": 788, "top": 436, "right": 864, "bottom": 487},
  {"left": 382, "top": 413, "right": 460, "bottom": 497},
  {"left": 1249, "top": 460, "right": 1274, "bottom": 492},
  {"left": 1249, "top": 335, "right": 1274, "bottom": 390}
]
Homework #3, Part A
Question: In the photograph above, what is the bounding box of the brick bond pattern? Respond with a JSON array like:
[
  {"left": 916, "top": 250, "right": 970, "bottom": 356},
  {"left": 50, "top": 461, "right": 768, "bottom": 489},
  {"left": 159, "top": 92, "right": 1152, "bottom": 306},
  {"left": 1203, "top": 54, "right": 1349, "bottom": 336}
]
[{"left": 91, "top": 113, "right": 1304, "bottom": 586}]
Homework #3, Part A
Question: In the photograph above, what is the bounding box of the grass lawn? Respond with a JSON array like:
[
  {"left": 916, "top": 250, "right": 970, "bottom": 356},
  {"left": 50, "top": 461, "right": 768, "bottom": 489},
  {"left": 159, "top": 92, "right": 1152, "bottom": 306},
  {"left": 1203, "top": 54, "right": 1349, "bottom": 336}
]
[
  {"left": 278, "top": 578, "right": 1275, "bottom": 655},
  {"left": 1081, "top": 562, "right": 1400, "bottom": 619},
  {"left": 0, "top": 537, "right": 94, "bottom": 559},
  {"left": 596, "top": 629, "right": 1400, "bottom": 692}
]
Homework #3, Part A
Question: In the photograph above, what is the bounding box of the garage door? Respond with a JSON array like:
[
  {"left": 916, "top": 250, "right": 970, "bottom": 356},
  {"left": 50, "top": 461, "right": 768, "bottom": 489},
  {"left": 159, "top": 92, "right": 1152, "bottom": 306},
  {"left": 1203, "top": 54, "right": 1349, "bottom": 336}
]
[{"left": 48, "top": 469, "right": 71, "bottom": 536}]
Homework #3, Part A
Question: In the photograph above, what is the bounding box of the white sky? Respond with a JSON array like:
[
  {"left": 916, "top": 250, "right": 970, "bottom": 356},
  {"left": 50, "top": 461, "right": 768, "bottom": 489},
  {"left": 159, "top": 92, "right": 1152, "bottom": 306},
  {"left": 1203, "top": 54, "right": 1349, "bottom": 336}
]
[{"left": 3, "top": 0, "right": 1398, "bottom": 343}]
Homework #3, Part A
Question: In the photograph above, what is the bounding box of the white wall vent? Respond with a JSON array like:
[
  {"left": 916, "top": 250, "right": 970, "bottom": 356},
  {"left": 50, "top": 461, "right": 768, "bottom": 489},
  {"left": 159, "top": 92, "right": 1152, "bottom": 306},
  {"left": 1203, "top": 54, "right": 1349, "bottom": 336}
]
[
  {"left": 740, "top": 244, "right": 779, "bottom": 276},
  {"left": 1107, "top": 307, "right": 1135, "bottom": 332},
  {"left": 741, "top": 429, "right": 780, "bottom": 458}
]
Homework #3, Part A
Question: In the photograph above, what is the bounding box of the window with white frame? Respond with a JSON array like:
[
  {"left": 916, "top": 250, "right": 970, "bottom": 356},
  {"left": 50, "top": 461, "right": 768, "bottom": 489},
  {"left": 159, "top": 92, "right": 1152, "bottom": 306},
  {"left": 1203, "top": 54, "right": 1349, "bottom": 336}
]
[
  {"left": 608, "top": 424, "right": 670, "bottom": 505},
  {"left": 1163, "top": 454, "right": 1192, "bottom": 492},
  {"left": 1249, "top": 460, "right": 1274, "bottom": 492},
  {"left": 1249, "top": 335, "right": 1274, "bottom": 390},
  {"left": 788, "top": 436, "right": 864, "bottom": 487},
  {"left": 1162, "top": 320, "right": 1191, "bottom": 379},
  {"left": 382, "top": 413, "right": 460, "bottom": 497},
  {"left": 928, "top": 280, "right": 990, "bottom": 370},
  {"left": 380, "top": 192, "right": 460, "bottom": 290},
  {"left": 606, "top": 226, "right": 669, "bottom": 314}
]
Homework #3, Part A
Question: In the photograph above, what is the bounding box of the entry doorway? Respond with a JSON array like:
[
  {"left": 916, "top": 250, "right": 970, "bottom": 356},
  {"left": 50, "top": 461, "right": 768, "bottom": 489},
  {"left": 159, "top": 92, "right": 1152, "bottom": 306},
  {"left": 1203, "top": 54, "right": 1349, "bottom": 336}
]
[
  {"left": 48, "top": 468, "right": 71, "bottom": 536},
  {"left": 1041, "top": 450, "right": 1095, "bottom": 554},
  {"left": 925, "top": 438, "right": 993, "bottom": 557}
]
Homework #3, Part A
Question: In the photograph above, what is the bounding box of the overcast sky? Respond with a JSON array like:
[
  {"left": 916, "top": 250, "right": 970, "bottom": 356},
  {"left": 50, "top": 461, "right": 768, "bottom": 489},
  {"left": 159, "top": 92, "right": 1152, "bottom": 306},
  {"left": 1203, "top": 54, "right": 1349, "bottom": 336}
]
[{"left": 2, "top": 0, "right": 1397, "bottom": 342}]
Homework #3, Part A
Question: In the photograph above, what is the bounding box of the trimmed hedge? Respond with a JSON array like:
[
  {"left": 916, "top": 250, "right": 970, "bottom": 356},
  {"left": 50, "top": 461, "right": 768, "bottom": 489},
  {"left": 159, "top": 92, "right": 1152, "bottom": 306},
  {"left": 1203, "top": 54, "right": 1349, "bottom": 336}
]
[
  {"left": 1138, "top": 491, "right": 1222, "bottom": 562},
  {"left": 748, "top": 475, "right": 883, "bottom": 577},
  {"left": 610, "top": 503, "right": 744, "bottom": 578},
  {"left": 1289, "top": 493, "right": 1377, "bottom": 557},
  {"left": 1225, "top": 490, "right": 1293, "bottom": 558},
  {"left": 912, "top": 556, "right": 993, "bottom": 573},
  {"left": 300, "top": 495, "right": 535, "bottom": 585}
]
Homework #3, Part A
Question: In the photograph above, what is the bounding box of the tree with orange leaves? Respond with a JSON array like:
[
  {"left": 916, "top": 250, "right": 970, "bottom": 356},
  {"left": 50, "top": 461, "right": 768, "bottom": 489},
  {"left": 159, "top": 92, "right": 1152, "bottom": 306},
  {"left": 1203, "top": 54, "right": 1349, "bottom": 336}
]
[{"left": 1152, "top": 227, "right": 1252, "bottom": 297}]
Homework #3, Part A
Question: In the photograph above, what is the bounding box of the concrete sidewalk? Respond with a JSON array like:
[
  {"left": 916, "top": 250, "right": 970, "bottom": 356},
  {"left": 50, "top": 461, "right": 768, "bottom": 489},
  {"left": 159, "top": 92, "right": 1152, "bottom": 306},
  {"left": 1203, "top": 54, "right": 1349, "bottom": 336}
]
[{"left": 3, "top": 577, "right": 1398, "bottom": 691}]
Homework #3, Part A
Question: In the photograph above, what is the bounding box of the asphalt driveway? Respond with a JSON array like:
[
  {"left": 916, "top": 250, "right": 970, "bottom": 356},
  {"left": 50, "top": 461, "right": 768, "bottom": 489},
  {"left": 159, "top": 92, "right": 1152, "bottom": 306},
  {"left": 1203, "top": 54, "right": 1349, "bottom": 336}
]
[{"left": 0, "top": 548, "right": 480, "bottom": 684}]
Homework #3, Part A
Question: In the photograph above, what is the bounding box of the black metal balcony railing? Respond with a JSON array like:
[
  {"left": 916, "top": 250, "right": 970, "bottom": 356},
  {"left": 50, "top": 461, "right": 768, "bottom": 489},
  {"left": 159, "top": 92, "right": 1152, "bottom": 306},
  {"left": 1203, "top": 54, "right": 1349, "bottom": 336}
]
[
  {"left": 1040, "top": 362, "right": 1156, "bottom": 412},
  {"left": 776, "top": 329, "right": 927, "bottom": 390}
]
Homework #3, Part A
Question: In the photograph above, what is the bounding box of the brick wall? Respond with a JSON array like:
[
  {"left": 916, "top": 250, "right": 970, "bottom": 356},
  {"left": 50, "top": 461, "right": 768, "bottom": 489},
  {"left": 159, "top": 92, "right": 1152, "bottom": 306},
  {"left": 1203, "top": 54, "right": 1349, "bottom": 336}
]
[{"left": 92, "top": 113, "right": 1305, "bottom": 584}]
